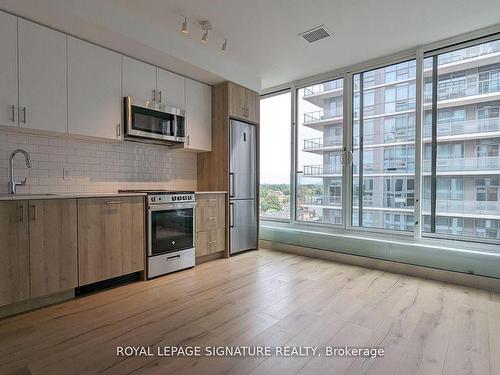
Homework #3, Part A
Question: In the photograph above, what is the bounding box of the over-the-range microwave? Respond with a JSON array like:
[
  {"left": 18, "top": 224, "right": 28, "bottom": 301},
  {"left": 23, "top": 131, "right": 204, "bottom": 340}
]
[{"left": 124, "top": 96, "right": 186, "bottom": 145}]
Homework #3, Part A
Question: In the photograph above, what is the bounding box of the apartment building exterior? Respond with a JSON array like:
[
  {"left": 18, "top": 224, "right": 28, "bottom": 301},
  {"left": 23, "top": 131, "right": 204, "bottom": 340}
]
[{"left": 298, "top": 39, "right": 500, "bottom": 241}]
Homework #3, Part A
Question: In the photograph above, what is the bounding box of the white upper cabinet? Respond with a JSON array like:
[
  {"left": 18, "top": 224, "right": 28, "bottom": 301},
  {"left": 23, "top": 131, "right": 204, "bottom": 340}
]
[
  {"left": 18, "top": 19, "right": 67, "bottom": 133},
  {"left": 68, "top": 37, "right": 122, "bottom": 140},
  {"left": 0, "top": 11, "right": 18, "bottom": 127},
  {"left": 156, "top": 68, "right": 185, "bottom": 109},
  {"left": 185, "top": 79, "right": 212, "bottom": 152},
  {"left": 122, "top": 56, "right": 156, "bottom": 101}
]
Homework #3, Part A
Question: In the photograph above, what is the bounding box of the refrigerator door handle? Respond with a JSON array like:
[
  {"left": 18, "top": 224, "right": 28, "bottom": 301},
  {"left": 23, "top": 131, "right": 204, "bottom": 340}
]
[
  {"left": 229, "top": 202, "right": 235, "bottom": 228},
  {"left": 229, "top": 172, "right": 235, "bottom": 198}
]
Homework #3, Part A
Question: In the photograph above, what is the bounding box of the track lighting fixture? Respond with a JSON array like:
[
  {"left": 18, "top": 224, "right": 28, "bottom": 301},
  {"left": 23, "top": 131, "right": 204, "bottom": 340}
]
[{"left": 181, "top": 16, "right": 188, "bottom": 34}]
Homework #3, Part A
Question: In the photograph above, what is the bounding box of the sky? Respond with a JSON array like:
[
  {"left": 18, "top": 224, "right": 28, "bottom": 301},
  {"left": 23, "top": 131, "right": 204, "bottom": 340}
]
[{"left": 260, "top": 89, "right": 325, "bottom": 185}]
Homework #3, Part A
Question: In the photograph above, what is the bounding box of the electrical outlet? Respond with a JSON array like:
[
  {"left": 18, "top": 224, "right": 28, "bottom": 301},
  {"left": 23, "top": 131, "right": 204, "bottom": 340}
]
[{"left": 63, "top": 168, "right": 72, "bottom": 180}]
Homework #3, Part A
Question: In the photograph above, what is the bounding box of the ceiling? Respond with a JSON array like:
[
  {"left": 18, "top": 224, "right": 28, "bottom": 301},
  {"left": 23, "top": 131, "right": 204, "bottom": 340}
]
[{"left": 1, "top": 0, "right": 500, "bottom": 91}]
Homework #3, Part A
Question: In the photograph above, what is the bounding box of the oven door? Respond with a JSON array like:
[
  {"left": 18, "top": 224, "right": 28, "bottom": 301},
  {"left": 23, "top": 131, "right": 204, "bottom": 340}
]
[{"left": 148, "top": 203, "right": 195, "bottom": 256}]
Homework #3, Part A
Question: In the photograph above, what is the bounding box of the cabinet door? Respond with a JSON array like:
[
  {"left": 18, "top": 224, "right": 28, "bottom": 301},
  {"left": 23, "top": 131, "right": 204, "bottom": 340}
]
[
  {"left": 68, "top": 37, "right": 122, "bottom": 140},
  {"left": 0, "top": 201, "right": 29, "bottom": 307},
  {"left": 122, "top": 56, "right": 157, "bottom": 101},
  {"left": 196, "top": 193, "right": 224, "bottom": 231},
  {"left": 228, "top": 82, "right": 247, "bottom": 120},
  {"left": 185, "top": 79, "right": 212, "bottom": 151},
  {"left": 78, "top": 197, "right": 145, "bottom": 285},
  {"left": 156, "top": 68, "right": 185, "bottom": 109},
  {"left": 246, "top": 89, "right": 260, "bottom": 123},
  {"left": 29, "top": 199, "right": 78, "bottom": 298},
  {"left": 196, "top": 229, "right": 225, "bottom": 257},
  {"left": 18, "top": 19, "right": 67, "bottom": 133},
  {"left": 0, "top": 11, "right": 18, "bottom": 127}
]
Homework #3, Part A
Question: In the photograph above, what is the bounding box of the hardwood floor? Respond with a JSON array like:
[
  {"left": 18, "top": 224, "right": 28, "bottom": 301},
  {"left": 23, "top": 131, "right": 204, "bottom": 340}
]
[{"left": 0, "top": 249, "right": 498, "bottom": 375}]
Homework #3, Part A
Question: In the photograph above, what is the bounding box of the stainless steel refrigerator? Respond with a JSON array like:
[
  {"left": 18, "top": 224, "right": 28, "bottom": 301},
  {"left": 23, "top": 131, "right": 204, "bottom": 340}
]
[{"left": 229, "top": 119, "right": 257, "bottom": 254}]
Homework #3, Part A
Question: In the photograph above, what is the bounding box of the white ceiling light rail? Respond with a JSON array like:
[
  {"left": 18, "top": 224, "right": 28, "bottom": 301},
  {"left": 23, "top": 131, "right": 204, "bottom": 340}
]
[{"left": 180, "top": 15, "right": 228, "bottom": 52}]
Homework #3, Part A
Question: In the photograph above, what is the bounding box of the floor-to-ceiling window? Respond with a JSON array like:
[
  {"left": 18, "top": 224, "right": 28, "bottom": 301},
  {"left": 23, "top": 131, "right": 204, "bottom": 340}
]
[
  {"left": 423, "top": 39, "right": 500, "bottom": 241},
  {"left": 352, "top": 61, "right": 416, "bottom": 232},
  {"left": 260, "top": 34, "right": 500, "bottom": 249},
  {"left": 259, "top": 91, "right": 292, "bottom": 220},
  {"left": 296, "top": 78, "right": 344, "bottom": 225}
]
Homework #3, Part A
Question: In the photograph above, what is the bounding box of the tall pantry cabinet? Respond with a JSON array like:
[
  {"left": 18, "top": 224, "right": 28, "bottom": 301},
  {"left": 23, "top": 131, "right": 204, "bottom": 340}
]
[{"left": 197, "top": 82, "right": 260, "bottom": 257}]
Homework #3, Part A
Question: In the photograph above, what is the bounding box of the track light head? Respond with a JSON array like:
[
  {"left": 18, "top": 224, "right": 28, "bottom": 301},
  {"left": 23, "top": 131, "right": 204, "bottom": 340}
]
[
  {"left": 221, "top": 39, "right": 227, "bottom": 52},
  {"left": 201, "top": 28, "right": 209, "bottom": 44},
  {"left": 181, "top": 16, "right": 188, "bottom": 34},
  {"left": 199, "top": 21, "right": 212, "bottom": 44}
]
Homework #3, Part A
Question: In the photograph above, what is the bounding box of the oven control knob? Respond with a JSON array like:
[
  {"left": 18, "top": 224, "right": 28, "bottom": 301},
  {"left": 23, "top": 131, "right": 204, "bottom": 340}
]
[{"left": 151, "top": 197, "right": 156, "bottom": 202}]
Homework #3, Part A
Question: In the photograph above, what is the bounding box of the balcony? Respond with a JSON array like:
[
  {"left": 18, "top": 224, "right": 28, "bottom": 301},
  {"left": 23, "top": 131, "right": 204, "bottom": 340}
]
[
  {"left": 303, "top": 164, "right": 342, "bottom": 176},
  {"left": 303, "top": 109, "right": 343, "bottom": 129},
  {"left": 424, "top": 77, "right": 500, "bottom": 102},
  {"left": 303, "top": 137, "right": 343, "bottom": 153},
  {"left": 423, "top": 117, "right": 500, "bottom": 138},
  {"left": 423, "top": 199, "right": 500, "bottom": 217},
  {"left": 423, "top": 156, "right": 500, "bottom": 173},
  {"left": 432, "top": 42, "right": 500, "bottom": 67},
  {"left": 301, "top": 195, "right": 342, "bottom": 207},
  {"left": 303, "top": 82, "right": 344, "bottom": 105}
]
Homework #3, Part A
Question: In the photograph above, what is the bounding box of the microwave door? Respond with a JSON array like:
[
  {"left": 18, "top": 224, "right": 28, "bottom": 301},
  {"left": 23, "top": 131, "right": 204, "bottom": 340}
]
[{"left": 128, "top": 104, "right": 176, "bottom": 141}]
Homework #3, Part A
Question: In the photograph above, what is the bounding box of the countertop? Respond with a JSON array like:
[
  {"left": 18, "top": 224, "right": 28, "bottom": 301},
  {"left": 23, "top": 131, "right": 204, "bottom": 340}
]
[
  {"left": 0, "top": 192, "right": 147, "bottom": 201},
  {"left": 195, "top": 191, "right": 227, "bottom": 194},
  {"left": 0, "top": 191, "right": 228, "bottom": 200}
]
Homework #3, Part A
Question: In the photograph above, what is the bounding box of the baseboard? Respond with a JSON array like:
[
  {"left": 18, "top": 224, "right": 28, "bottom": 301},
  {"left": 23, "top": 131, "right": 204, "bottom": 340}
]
[
  {"left": 260, "top": 240, "right": 500, "bottom": 293},
  {"left": 0, "top": 290, "right": 75, "bottom": 320},
  {"left": 196, "top": 251, "right": 224, "bottom": 264}
]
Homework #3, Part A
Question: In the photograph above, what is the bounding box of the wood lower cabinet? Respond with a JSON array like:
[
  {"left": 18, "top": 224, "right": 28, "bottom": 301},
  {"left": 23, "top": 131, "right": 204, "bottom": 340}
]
[
  {"left": 195, "top": 193, "right": 226, "bottom": 259},
  {"left": 0, "top": 201, "right": 29, "bottom": 307},
  {"left": 29, "top": 199, "right": 78, "bottom": 298},
  {"left": 78, "top": 196, "right": 145, "bottom": 285}
]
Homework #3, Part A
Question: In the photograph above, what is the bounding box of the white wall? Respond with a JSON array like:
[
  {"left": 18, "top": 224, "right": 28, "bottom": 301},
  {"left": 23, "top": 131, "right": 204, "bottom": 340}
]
[{"left": 0, "top": 129, "right": 197, "bottom": 194}]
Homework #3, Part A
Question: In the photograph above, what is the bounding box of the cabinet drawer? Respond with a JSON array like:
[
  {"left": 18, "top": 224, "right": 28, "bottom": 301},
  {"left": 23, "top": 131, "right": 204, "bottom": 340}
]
[
  {"left": 196, "top": 229, "right": 225, "bottom": 257},
  {"left": 196, "top": 194, "right": 225, "bottom": 232}
]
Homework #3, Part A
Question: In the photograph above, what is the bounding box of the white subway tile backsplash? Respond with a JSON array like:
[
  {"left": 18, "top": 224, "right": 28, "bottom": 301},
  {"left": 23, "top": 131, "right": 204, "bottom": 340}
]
[{"left": 0, "top": 129, "right": 197, "bottom": 194}]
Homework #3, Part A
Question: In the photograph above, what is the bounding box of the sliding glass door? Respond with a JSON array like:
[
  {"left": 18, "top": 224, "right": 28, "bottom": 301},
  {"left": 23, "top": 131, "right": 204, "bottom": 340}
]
[
  {"left": 352, "top": 61, "right": 417, "bottom": 232},
  {"left": 296, "top": 78, "right": 344, "bottom": 225}
]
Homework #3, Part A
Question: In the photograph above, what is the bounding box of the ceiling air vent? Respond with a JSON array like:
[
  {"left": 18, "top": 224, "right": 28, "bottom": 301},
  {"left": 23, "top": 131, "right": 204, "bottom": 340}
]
[{"left": 299, "top": 25, "right": 331, "bottom": 43}]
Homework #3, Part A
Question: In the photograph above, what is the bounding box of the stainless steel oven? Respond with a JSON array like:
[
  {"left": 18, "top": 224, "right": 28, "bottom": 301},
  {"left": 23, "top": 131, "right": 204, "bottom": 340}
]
[
  {"left": 120, "top": 190, "right": 196, "bottom": 279},
  {"left": 124, "top": 96, "right": 186, "bottom": 144}
]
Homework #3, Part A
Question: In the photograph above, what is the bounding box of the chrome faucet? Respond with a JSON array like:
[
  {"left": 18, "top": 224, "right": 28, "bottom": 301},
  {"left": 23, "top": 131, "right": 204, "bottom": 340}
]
[{"left": 8, "top": 149, "right": 32, "bottom": 194}]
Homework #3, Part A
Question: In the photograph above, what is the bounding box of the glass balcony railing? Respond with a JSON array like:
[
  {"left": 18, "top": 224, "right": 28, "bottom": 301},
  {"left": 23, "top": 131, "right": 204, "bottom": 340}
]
[
  {"left": 301, "top": 195, "right": 342, "bottom": 206},
  {"left": 303, "top": 109, "right": 343, "bottom": 124},
  {"left": 303, "top": 164, "right": 342, "bottom": 176},
  {"left": 353, "top": 162, "right": 415, "bottom": 174},
  {"left": 423, "top": 199, "right": 500, "bottom": 215},
  {"left": 424, "top": 78, "right": 500, "bottom": 102},
  {"left": 437, "top": 41, "right": 500, "bottom": 66},
  {"left": 423, "top": 156, "right": 500, "bottom": 172},
  {"left": 423, "top": 117, "right": 500, "bottom": 138},
  {"left": 304, "top": 81, "right": 343, "bottom": 97},
  {"left": 303, "top": 137, "right": 343, "bottom": 150},
  {"left": 353, "top": 99, "right": 416, "bottom": 119}
]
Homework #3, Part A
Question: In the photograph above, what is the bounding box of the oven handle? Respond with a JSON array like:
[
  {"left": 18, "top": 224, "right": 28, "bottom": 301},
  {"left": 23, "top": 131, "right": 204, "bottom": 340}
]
[{"left": 148, "top": 202, "right": 196, "bottom": 211}]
